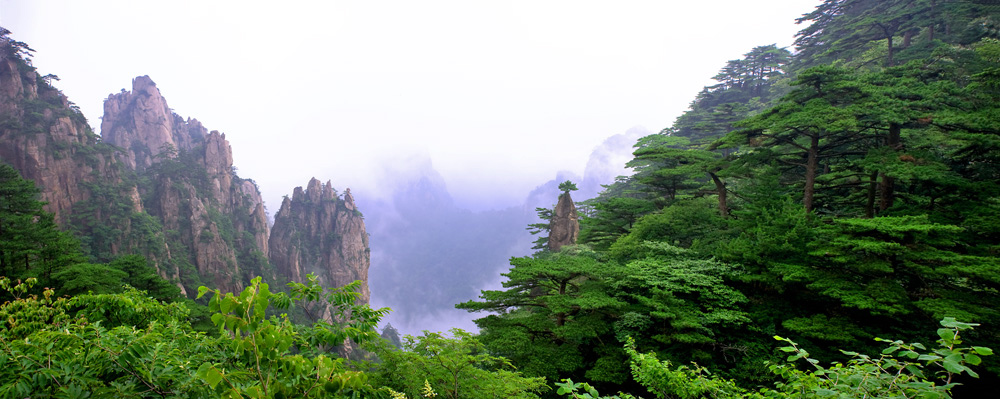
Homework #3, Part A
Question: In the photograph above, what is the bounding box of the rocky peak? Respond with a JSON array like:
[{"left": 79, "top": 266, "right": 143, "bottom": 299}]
[
  {"left": 0, "top": 54, "right": 117, "bottom": 225},
  {"left": 199, "top": 130, "right": 235, "bottom": 202},
  {"left": 101, "top": 76, "right": 207, "bottom": 170},
  {"left": 269, "top": 178, "right": 370, "bottom": 321},
  {"left": 548, "top": 192, "right": 579, "bottom": 252},
  {"left": 344, "top": 188, "right": 356, "bottom": 210},
  {"left": 97, "top": 76, "right": 270, "bottom": 295}
]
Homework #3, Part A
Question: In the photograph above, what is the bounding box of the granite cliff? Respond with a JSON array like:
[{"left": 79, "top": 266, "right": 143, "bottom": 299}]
[
  {"left": 269, "top": 178, "right": 371, "bottom": 321},
  {"left": 0, "top": 55, "right": 128, "bottom": 226},
  {"left": 99, "top": 76, "right": 270, "bottom": 294},
  {"left": 1, "top": 41, "right": 370, "bottom": 301}
]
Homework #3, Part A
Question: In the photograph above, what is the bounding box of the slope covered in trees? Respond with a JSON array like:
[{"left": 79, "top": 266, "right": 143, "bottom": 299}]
[{"left": 460, "top": 0, "right": 1000, "bottom": 397}]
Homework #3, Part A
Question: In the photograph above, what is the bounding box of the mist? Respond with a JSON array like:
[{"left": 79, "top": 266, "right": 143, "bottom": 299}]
[{"left": 360, "top": 127, "right": 646, "bottom": 335}]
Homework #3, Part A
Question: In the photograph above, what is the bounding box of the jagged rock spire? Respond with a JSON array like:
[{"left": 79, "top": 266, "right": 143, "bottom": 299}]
[{"left": 548, "top": 192, "right": 579, "bottom": 252}]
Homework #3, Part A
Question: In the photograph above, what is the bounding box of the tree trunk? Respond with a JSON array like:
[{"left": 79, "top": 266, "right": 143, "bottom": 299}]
[
  {"left": 865, "top": 170, "right": 878, "bottom": 218},
  {"left": 709, "top": 172, "right": 728, "bottom": 218},
  {"left": 886, "top": 34, "right": 895, "bottom": 67},
  {"left": 879, "top": 123, "right": 901, "bottom": 212},
  {"left": 804, "top": 134, "right": 820, "bottom": 213},
  {"left": 928, "top": 0, "right": 936, "bottom": 41}
]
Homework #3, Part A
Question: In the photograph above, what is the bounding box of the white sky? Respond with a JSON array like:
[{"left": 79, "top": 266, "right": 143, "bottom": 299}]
[{"left": 1, "top": 0, "right": 815, "bottom": 211}]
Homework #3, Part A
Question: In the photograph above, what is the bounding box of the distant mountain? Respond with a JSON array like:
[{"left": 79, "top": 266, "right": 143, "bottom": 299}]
[
  {"left": 363, "top": 128, "right": 643, "bottom": 334},
  {"left": 362, "top": 155, "right": 531, "bottom": 333}
]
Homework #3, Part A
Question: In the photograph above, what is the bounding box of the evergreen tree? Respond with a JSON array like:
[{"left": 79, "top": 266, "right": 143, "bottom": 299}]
[
  {"left": 457, "top": 247, "right": 626, "bottom": 387},
  {"left": 0, "top": 164, "right": 84, "bottom": 290}
]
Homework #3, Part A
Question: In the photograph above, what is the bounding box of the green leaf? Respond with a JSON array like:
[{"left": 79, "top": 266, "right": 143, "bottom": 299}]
[
  {"left": 965, "top": 354, "right": 982, "bottom": 366},
  {"left": 972, "top": 346, "right": 993, "bottom": 356},
  {"left": 197, "top": 363, "right": 224, "bottom": 389},
  {"left": 918, "top": 354, "right": 942, "bottom": 362},
  {"left": 905, "top": 364, "right": 926, "bottom": 379},
  {"left": 221, "top": 297, "right": 234, "bottom": 314},
  {"left": 942, "top": 359, "right": 964, "bottom": 374}
]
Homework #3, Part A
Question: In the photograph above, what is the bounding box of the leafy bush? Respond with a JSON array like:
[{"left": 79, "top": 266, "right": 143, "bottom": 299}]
[{"left": 554, "top": 318, "right": 991, "bottom": 399}]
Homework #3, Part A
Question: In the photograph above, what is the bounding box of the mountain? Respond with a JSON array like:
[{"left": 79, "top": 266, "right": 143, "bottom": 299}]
[
  {"left": 364, "top": 128, "right": 642, "bottom": 334},
  {"left": 363, "top": 156, "right": 530, "bottom": 333},
  {"left": 0, "top": 42, "right": 371, "bottom": 307},
  {"left": 269, "top": 178, "right": 371, "bottom": 320},
  {"left": 523, "top": 126, "right": 646, "bottom": 210},
  {"left": 0, "top": 51, "right": 125, "bottom": 227},
  {"left": 98, "top": 76, "right": 270, "bottom": 294}
]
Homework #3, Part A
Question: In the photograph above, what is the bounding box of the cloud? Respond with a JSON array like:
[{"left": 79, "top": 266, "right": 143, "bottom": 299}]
[{"left": 365, "top": 127, "right": 647, "bottom": 335}]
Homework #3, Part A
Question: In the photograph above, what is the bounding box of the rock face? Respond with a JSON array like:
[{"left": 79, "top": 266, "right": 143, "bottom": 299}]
[
  {"left": 101, "top": 76, "right": 207, "bottom": 171},
  {"left": 269, "top": 178, "right": 371, "bottom": 321},
  {"left": 0, "top": 56, "right": 126, "bottom": 226},
  {"left": 100, "top": 76, "right": 270, "bottom": 294},
  {"left": 548, "top": 192, "right": 579, "bottom": 252},
  {"left": 1, "top": 43, "right": 371, "bottom": 304}
]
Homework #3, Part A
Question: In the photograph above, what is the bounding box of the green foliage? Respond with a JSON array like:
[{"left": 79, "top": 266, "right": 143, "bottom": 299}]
[
  {"left": 528, "top": 206, "right": 554, "bottom": 250},
  {"left": 0, "top": 277, "right": 70, "bottom": 339},
  {"left": 0, "top": 273, "right": 395, "bottom": 397},
  {"left": 579, "top": 197, "right": 657, "bottom": 250},
  {"left": 373, "top": 328, "right": 548, "bottom": 399},
  {"left": 0, "top": 278, "right": 214, "bottom": 397},
  {"left": 608, "top": 197, "right": 729, "bottom": 256},
  {"left": 557, "top": 319, "right": 991, "bottom": 399},
  {"left": 458, "top": 246, "right": 627, "bottom": 386},
  {"left": 612, "top": 242, "right": 749, "bottom": 347},
  {"left": 0, "top": 164, "right": 86, "bottom": 292},
  {"left": 794, "top": 0, "right": 1000, "bottom": 68},
  {"left": 0, "top": 27, "right": 35, "bottom": 64},
  {"left": 52, "top": 262, "right": 127, "bottom": 295},
  {"left": 763, "top": 318, "right": 990, "bottom": 398},
  {"left": 559, "top": 180, "right": 579, "bottom": 194},
  {"left": 109, "top": 254, "right": 182, "bottom": 301},
  {"left": 527, "top": 4, "right": 1000, "bottom": 394}
]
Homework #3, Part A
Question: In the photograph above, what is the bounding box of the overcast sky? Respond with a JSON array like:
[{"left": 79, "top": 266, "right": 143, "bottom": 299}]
[{"left": 1, "top": 0, "right": 815, "bottom": 211}]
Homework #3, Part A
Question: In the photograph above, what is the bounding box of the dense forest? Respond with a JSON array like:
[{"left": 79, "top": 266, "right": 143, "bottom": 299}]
[{"left": 2, "top": 0, "right": 1000, "bottom": 398}]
